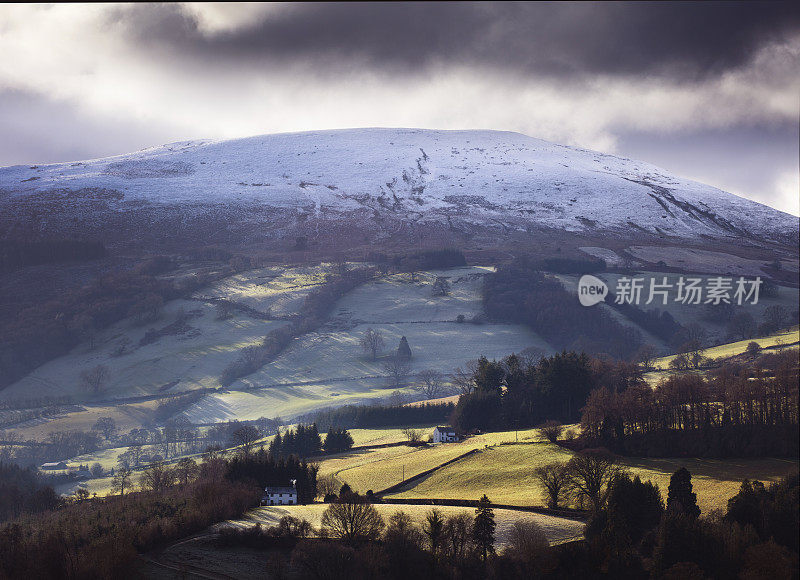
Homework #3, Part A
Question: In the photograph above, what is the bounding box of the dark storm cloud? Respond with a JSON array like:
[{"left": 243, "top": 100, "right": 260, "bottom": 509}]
[{"left": 123, "top": 2, "right": 800, "bottom": 79}]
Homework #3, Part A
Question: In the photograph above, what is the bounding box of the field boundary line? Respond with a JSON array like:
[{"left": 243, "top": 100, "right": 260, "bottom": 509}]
[
  {"left": 375, "top": 498, "right": 588, "bottom": 522},
  {"left": 374, "top": 447, "right": 481, "bottom": 496}
]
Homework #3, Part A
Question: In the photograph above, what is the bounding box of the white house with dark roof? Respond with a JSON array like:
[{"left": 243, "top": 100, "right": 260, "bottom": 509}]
[
  {"left": 40, "top": 461, "right": 68, "bottom": 471},
  {"left": 433, "top": 426, "right": 458, "bottom": 443},
  {"left": 261, "top": 480, "right": 297, "bottom": 506}
]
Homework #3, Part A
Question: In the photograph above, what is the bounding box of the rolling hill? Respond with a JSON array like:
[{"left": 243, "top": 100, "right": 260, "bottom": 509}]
[{"left": 1, "top": 128, "right": 797, "bottom": 254}]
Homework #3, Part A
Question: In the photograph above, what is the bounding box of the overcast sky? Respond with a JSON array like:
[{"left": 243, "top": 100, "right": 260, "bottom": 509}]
[{"left": 1, "top": 2, "right": 798, "bottom": 215}]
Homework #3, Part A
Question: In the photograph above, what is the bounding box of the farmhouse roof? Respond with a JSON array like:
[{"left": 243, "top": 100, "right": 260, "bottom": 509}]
[
  {"left": 41, "top": 461, "right": 68, "bottom": 469},
  {"left": 435, "top": 426, "right": 456, "bottom": 433},
  {"left": 264, "top": 486, "right": 296, "bottom": 494}
]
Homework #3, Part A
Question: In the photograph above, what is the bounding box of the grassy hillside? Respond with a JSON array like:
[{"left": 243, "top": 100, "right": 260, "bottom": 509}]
[
  {"left": 6, "top": 400, "right": 161, "bottom": 442},
  {"left": 315, "top": 427, "right": 547, "bottom": 493},
  {"left": 0, "top": 303, "right": 271, "bottom": 403},
  {"left": 642, "top": 327, "right": 799, "bottom": 385},
  {"left": 653, "top": 327, "right": 799, "bottom": 370},
  {"left": 386, "top": 441, "right": 798, "bottom": 513}
]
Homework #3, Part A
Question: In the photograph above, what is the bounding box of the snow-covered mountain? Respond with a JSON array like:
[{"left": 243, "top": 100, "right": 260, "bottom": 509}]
[{"left": 1, "top": 128, "right": 796, "bottom": 248}]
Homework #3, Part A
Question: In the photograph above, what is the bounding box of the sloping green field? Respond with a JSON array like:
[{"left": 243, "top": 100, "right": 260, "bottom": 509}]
[{"left": 387, "top": 442, "right": 798, "bottom": 513}]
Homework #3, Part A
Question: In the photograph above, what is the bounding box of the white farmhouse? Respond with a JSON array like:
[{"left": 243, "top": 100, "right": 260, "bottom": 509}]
[
  {"left": 433, "top": 426, "right": 459, "bottom": 443},
  {"left": 40, "top": 461, "right": 68, "bottom": 471},
  {"left": 261, "top": 480, "right": 298, "bottom": 506}
]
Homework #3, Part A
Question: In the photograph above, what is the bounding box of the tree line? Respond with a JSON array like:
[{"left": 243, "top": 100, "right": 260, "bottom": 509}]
[
  {"left": 208, "top": 466, "right": 799, "bottom": 579},
  {"left": 303, "top": 401, "right": 455, "bottom": 432},
  {"left": 450, "top": 351, "right": 642, "bottom": 432},
  {"left": 365, "top": 248, "right": 467, "bottom": 272},
  {"left": 579, "top": 349, "right": 799, "bottom": 456},
  {"left": 0, "top": 447, "right": 319, "bottom": 577}
]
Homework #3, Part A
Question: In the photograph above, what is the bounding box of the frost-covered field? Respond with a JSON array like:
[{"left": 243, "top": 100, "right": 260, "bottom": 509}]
[
  {"left": 182, "top": 321, "right": 543, "bottom": 423},
  {"left": 0, "top": 265, "right": 342, "bottom": 404},
  {"left": 330, "top": 267, "right": 492, "bottom": 324},
  {"left": 198, "top": 264, "right": 334, "bottom": 316},
  {"left": 0, "top": 298, "right": 286, "bottom": 402},
  {"left": 1, "top": 263, "right": 543, "bottom": 426},
  {"left": 183, "top": 267, "right": 547, "bottom": 423},
  {"left": 6, "top": 400, "right": 160, "bottom": 442}
]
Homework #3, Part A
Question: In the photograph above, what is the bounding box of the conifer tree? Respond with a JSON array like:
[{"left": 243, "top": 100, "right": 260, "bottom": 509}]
[
  {"left": 398, "top": 336, "right": 412, "bottom": 361},
  {"left": 472, "top": 494, "right": 496, "bottom": 561},
  {"left": 667, "top": 467, "right": 700, "bottom": 518}
]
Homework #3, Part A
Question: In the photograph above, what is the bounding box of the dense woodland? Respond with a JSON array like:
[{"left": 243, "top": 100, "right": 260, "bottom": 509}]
[
  {"left": 451, "top": 346, "right": 798, "bottom": 458},
  {"left": 366, "top": 248, "right": 467, "bottom": 271},
  {"left": 483, "top": 263, "right": 644, "bottom": 359},
  {"left": 0, "top": 239, "right": 106, "bottom": 273},
  {"left": 450, "top": 351, "right": 642, "bottom": 431}
]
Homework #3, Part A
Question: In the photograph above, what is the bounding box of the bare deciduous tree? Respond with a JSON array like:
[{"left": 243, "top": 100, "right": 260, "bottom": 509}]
[
  {"left": 539, "top": 420, "right": 563, "bottom": 443},
  {"left": 402, "top": 428, "right": 424, "bottom": 444},
  {"left": 566, "top": 449, "right": 622, "bottom": 513},
  {"left": 504, "top": 520, "right": 549, "bottom": 563},
  {"left": 139, "top": 461, "right": 174, "bottom": 492},
  {"left": 442, "top": 513, "right": 472, "bottom": 561},
  {"left": 383, "top": 355, "right": 411, "bottom": 388},
  {"left": 728, "top": 312, "right": 757, "bottom": 340},
  {"left": 80, "top": 364, "right": 109, "bottom": 395},
  {"left": 173, "top": 457, "right": 199, "bottom": 487},
  {"left": 360, "top": 327, "right": 385, "bottom": 360},
  {"left": 122, "top": 444, "right": 144, "bottom": 468},
  {"left": 232, "top": 425, "right": 260, "bottom": 456},
  {"left": 635, "top": 344, "right": 658, "bottom": 370},
  {"left": 92, "top": 417, "right": 116, "bottom": 439},
  {"left": 763, "top": 304, "right": 789, "bottom": 332},
  {"left": 450, "top": 360, "right": 478, "bottom": 395},
  {"left": 321, "top": 497, "right": 385, "bottom": 544},
  {"left": 110, "top": 465, "right": 132, "bottom": 496},
  {"left": 317, "top": 474, "right": 340, "bottom": 499},
  {"left": 415, "top": 369, "right": 444, "bottom": 399},
  {"left": 534, "top": 462, "right": 571, "bottom": 508}
]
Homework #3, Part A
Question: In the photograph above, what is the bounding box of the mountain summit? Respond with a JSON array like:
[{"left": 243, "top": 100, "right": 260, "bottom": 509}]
[{"left": 1, "top": 128, "right": 796, "bottom": 251}]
